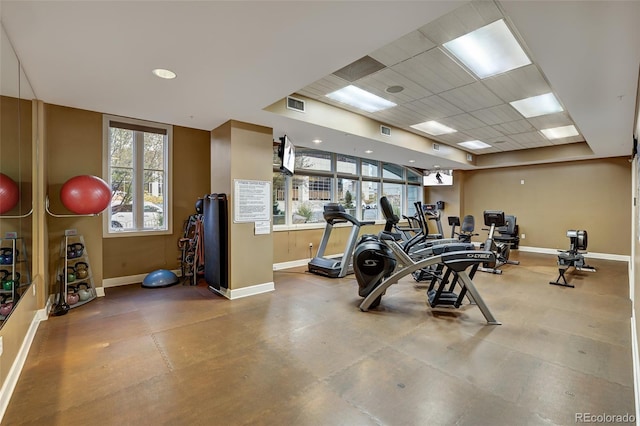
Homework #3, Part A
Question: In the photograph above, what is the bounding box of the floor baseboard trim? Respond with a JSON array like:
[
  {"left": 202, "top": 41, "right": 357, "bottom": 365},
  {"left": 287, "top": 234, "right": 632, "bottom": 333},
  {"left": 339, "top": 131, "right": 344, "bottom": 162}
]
[
  {"left": 209, "top": 282, "right": 275, "bottom": 300},
  {"left": 102, "top": 269, "right": 182, "bottom": 288},
  {"left": 0, "top": 309, "right": 46, "bottom": 422},
  {"left": 518, "top": 246, "right": 629, "bottom": 262}
]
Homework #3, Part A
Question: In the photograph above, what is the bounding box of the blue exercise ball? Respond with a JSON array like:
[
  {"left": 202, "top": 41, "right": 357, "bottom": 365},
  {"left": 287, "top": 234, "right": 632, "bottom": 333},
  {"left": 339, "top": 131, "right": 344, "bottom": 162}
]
[{"left": 142, "top": 269, "right": 179, "bottom": 288}]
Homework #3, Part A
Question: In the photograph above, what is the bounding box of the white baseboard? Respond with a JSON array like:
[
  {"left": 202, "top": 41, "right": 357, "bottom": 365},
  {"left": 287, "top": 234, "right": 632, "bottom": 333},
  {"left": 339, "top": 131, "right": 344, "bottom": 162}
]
[
  {"left": 209, "top": 281, "right": 274, "bottom": 300},
  {"left": 0, "top": 307, "right": 47, "bottom": 422},
  {"left": 273, "top": 258, "right": 312, "bottom": 270},
  {"left": 102, "top": 269, "right": 181, "bottom": 288},
  {"left": 518, "top": 245, "right": 630, "bottom": 262}
]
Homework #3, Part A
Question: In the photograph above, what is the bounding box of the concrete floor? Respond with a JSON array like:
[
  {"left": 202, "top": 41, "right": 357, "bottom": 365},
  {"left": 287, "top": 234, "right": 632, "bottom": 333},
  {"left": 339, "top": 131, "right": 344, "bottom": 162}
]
[{"left": 1, "top": 251, "right": 635, "bottom": 425}]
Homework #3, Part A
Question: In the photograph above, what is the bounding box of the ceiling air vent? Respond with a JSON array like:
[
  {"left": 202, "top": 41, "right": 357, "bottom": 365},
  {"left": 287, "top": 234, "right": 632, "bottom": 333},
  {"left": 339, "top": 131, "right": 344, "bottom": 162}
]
[
  {"left": 380, "top": 125, "right": 391, "bottom": 136},
  {"left": 286, "top": 96, "right": 305, "bottom": 113},
  {"left": 433, "top": 143, "right": 440, "bottom": 151}
]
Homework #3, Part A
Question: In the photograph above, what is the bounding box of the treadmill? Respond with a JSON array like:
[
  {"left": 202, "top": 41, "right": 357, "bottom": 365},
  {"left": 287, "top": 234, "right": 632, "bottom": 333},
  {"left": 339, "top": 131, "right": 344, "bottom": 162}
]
[{"left": 308, "top": 204, "right": 374, "bottom": 278}]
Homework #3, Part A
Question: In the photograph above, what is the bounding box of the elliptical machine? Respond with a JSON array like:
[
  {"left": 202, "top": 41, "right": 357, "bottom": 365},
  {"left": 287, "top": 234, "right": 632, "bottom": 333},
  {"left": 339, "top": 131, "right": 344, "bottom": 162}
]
[
  {"left": 352, "top": 198, "right": 501, "bottom": 325},
  {"left": 549, "top": 230, "right": 596, "bottom": 287},
  {"left": 478, "top": 210, "right": 520, "bottom": 275}
]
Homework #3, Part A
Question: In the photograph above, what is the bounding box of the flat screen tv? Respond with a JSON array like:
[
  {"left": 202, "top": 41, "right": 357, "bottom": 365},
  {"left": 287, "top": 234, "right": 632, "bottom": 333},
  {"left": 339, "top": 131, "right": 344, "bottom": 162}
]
[
  {"left": 278, "top": 135, "right": 295, "bottom": 176},
  {"left": 423, "top": 169, "right": 453, "bottom": 186}
]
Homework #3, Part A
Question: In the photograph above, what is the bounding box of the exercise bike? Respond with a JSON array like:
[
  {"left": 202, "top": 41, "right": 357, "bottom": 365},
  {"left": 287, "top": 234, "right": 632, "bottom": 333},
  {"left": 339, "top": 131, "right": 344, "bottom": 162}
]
[
  {"left": 478, "top": 210, "right": 520, "bottom": 275},
  {"left": 549, "top": 230, "right": 596, "bottom": 287}
]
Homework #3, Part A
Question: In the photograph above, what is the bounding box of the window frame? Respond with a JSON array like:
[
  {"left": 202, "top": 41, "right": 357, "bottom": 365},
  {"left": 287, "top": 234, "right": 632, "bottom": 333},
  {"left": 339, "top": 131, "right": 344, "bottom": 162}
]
[{"left": 102, "top": 114, "right": 173, "bottom": 238}]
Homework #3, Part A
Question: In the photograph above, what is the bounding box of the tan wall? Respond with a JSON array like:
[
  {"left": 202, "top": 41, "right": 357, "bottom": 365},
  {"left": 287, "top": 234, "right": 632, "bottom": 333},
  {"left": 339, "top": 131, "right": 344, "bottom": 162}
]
[
  {"left": 273, "top": 224, "right": 384, "bottom": 264},
  {"left": 425, "top": 170, "right": 465, "bottom": 237},
  {"left": 211, "top": 121, "right": 274, "bottom": 290},
  {"left": 103, "top": 125, "right": 211, "bottom": 277},
  {"left": 44, "top": 104, "right": 211, "bottom": 283},
  {"left": 463, "top": 158, "right": 631, "bottom": 254}
]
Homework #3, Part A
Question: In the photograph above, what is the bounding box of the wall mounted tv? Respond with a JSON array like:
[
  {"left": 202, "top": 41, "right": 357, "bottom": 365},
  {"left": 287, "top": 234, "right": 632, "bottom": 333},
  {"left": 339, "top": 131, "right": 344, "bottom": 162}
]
[
  {"left": 278, "top": 135, "right": 295, "bottom": 176},
  {"left": 423, "top": 169, "right": 453, "bottom": 186}
]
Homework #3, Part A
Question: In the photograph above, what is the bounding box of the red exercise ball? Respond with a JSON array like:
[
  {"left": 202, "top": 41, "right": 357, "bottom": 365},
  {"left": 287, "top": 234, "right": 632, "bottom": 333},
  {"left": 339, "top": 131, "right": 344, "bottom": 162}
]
[
  {"left": 60, "top": 175, "right": 112, "bottom": 215},
  {"left": 0, "top": 173, "right": 19, "bottom": 214}
]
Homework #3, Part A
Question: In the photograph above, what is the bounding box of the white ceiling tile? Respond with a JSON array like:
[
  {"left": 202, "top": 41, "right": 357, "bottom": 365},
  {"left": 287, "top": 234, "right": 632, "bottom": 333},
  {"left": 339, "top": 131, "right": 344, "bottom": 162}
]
[
  {"left": 429, "top": 131, "right": 473, "bottom": 145},
  {"left": 391, "top": 48, "right": 476, "bottom": 94},
  {"left": 406, "top": 95, "right": 464, "bottom": 121},
  {"left": 373, "top": 104, "right": 427, "bottom": 127},
  {"left": 483, "top": 64, "right": 551, "bottom": 102},
  {"left": 369, "top": 30, "right": 436, "bottom": 66},
  {"left": 438, "top": 113, "right": 487, "bottom": 131},
  {"left": 510, "top": 131, "right": 549, "bottom": 145},
  {"left": 356, "top": 68, "right": 432, "bottom": 104},
  {"left": 470, "top": 104, "right": 522, "bottom": 125},
  {"left": 464, "top": 126, "right": 505, "bottom": 140},
  {"left": 439, "top": 81, "right": 504, "bottom": 111},
  {"left": 418, "top": 1, "right": 503, "bottom": 45},
  {"left": 526, "top": 111, "right": 573, "bottom": 130},
  {"left": 297, "top": 74, "right": 349, "bottom": 98},
  {"left": 492, "top": 119, "right": 536, "bottom": 135}
]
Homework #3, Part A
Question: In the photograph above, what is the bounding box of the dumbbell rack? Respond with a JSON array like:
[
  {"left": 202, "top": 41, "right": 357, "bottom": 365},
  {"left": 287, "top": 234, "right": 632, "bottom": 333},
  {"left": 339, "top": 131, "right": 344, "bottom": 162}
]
[
  {"left": 56, "top": 232, "right": 96, "bottom": 309},
  {"left": 0, "top": 236, "right": 31, "bottom": 320}
]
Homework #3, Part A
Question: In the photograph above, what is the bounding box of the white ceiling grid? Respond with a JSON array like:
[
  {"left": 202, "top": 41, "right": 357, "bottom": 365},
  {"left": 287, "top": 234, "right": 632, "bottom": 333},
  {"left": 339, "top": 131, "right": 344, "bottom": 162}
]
[{"left": 297, "top": 0, "right": 582, "bottom": 155}]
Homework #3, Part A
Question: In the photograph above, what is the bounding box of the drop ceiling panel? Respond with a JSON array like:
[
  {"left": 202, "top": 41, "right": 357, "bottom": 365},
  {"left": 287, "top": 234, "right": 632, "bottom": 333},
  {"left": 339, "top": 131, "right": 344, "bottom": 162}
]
[
  {"left": 297, "top": 74, "right": 348, "bottom": 99},
  {"left": 369, "top": 30, "right": 436, "bottom": 67},
  {"left": 470, "top": 104, "right": 522, "bottom": 125},
  {"left": 356, "top": 68, "right": 433, "bottom": 104},
  {"left": 482, "top": 64, "right": 551, "bottom": 102},
  {"left": 510, "top": 131, "right": 549, "bottom": 145},
  {"left": 439, "top": 81, "right": 504, "bottom": 112},
  {"left": 406, "top": 95, "right": 464, "bottom": 121},
  {"left": 438, "top": 113, "right": 487, "bottom": 131},
  {"left": 391, "top": 48, "right": 476, "bottom": 94},
  {"left": 373, "top": 104, "right": 428, "bottom": 127},
  {"left": 417, "top": 1, "right": 503, "bottom": 45},
  {"left": 465, "top": 125, "right": 505, "bottom": 140},
  {"left": 492, "top": 119, "right": 536, "bottom": 135},
  {"left": 431, "top": 131, "right": 474, "bottom": 145},
  {"left": 526, "top": 111, "right": 573, "bottom": 130}
]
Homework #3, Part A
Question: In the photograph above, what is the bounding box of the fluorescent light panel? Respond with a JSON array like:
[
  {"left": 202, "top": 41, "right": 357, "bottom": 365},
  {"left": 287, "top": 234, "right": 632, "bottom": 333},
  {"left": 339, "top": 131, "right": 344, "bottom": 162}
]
[
  {"left": 541, "top": 125, "right": 579, "bottom": 139},
  {"left": 410, "top": 120, "right": 457, "bottom": 136},
  {"left": 443, "top": 19, "right": 531, "bottom": 79},
  {"left": 458, "top": 140, "right": 492, "bottom": 150},
  {"left": 510, "top": 93, "right": 563, "bottom": 118},
  {"left": 325, "top": 85, "right": 396, "bottom": 113}
]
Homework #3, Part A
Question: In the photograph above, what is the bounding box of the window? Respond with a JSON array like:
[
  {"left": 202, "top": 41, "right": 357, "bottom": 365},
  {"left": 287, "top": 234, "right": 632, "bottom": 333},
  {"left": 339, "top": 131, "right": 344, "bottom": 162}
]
[
  {"left": 361, "top": 180, "right": 379, "bottom": 221},
  {"left": 103, "top": 115, "right": 172, "bottom": 236},
  {"left": 272, "top": 147, "right": 422, "bottom": 227}
]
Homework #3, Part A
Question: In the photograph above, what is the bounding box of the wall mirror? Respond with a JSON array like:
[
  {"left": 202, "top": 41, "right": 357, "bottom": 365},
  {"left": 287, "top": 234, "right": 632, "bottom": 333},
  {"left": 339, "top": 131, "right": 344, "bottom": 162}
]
[{"left": 0, "top": 23, "right": 35, "bottom": 326}]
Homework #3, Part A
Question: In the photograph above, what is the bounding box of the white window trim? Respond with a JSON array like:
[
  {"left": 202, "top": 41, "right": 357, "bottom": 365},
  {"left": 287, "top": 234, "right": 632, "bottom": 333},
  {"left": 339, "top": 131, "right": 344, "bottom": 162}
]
[{"left": 102, "top": 114, "right": 173, "bottom": 238}]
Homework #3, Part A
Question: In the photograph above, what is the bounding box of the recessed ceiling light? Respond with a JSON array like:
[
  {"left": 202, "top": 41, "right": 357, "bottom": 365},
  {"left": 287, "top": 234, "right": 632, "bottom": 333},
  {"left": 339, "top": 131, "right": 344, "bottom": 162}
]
[
  {"left": 409, "top": 160, "right": 415, "bottom": 163},
  {"left": 442, "top": 19, "right": 531, "bottom": 79},
  {"left": 541, "top": 125, "right": 579, "bottom": 140},
  {"left": 433, "top": 165, "right": 441, "bottom": 169},
  {"left": 326, "top": 85, "right": 397, "bottom": 113},
  {"left": 365, "top": 149, "right": 373, "bottom": 154},
  {"left": 410, "top": 120, "right": 457, "bottom": 136},
  {"left": 152, "top": 68, "right": 177, "bottom": 79},
  {"left": 458, "top": 140, "right": 492, "bottom": 150},
  {"left": 510, "top": 93, "right": 563, "bottom": 118},
  {"left": 312, "top": 139, "right": 322, "bottom": 144},
  {"left": 386, "top": 85, "right": 404, "bottom": 94}
]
